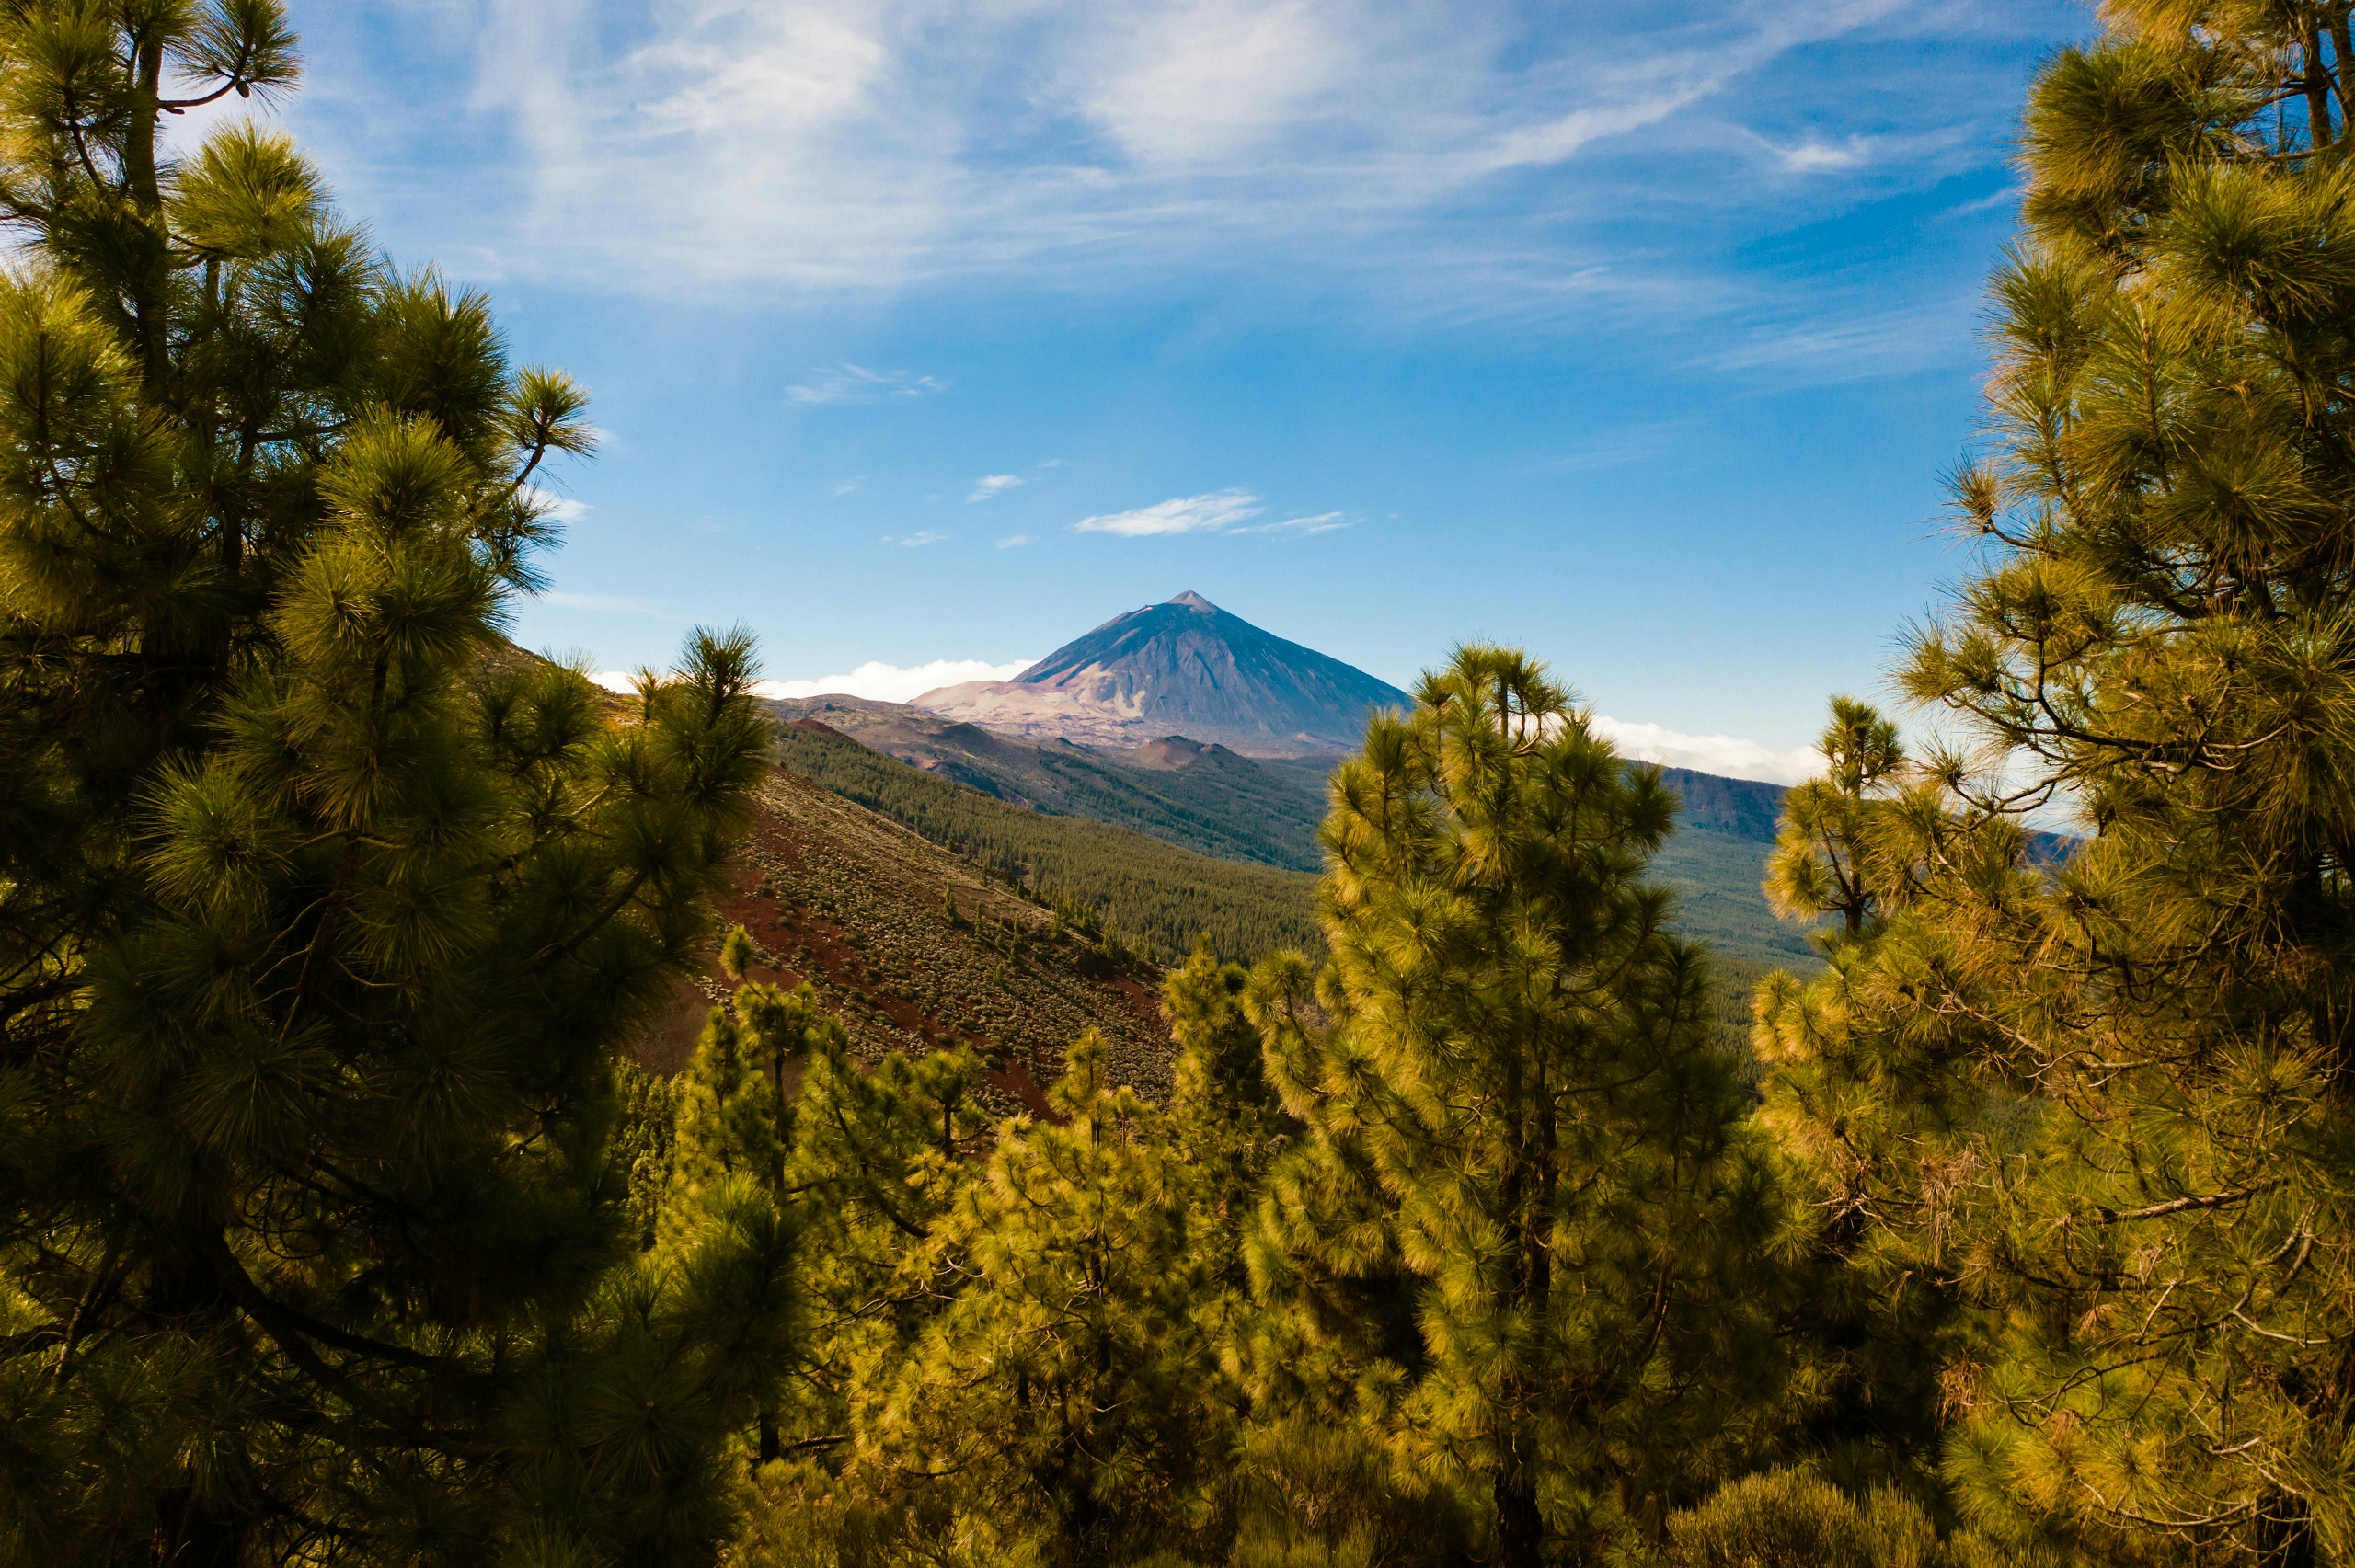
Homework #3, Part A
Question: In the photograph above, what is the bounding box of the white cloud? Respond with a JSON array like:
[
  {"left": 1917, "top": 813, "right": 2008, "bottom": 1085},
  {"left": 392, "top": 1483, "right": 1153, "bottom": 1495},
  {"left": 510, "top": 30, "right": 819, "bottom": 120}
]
[
  {"left": 787, "top": 364, "right": 948, "bottom": 406},
  {"left": 1591, "top": 715, "right": 1818, "bottom": 786},
  {"left": 1074, "top": 0, "right": 1350, "bottom": 166},
  {"left": 968, "top": 473, "right": 1024, "bottom": 501},
  {"left": 995, "top": 533, "right": 1034, "bottom": 548},
  {"left": 1712, "top": 287, "right": 1980, "bottom": 383},
  {"left": 523, "top": 483, "right": 591, "bottom": 523},
  {"left": 1073, "top": 489, "right": 1265, "bottom": 537},
  {"left": 753, "top": 658, "right": 1034, "bottom": 704},
  {"left": 1770, "top": 134, "right": 1874, "bottom": 173},
  {"left": 1228, "top": 510, "right": 1348, "bottom": 535},
  {"left": 884, "top": 530, "right": 948, "bottom": 546},
  {"left": 297, "top": 0, "right": 2018, "bottom": 349},
  {"left": 832, "top": 475, "right": 867, "bottom": 496}
]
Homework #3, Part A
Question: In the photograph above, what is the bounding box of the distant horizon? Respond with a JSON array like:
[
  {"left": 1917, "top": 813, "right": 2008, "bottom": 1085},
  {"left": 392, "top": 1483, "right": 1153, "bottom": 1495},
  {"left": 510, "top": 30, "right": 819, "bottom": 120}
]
[{"left": 591, "top": 586, "right": 1821, "bottom": 784}]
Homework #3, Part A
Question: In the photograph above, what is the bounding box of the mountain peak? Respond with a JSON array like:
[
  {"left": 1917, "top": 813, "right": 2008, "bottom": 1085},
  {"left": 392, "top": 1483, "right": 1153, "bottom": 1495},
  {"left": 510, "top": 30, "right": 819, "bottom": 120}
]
[{"left": 916, "top": 595, "right": 1409, "bottom": 757}]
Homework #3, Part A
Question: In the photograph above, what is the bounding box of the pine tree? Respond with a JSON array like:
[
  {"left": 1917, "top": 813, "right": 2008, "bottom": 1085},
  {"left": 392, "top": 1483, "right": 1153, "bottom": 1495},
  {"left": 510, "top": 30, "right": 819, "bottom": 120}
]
[
  {"left": 613, "top": 1058, "right": 681, "bottom": 1253},
  {"left": 1763, "top": 696, "right": 1907, "bottom": 944},
  {"left": 1166, "top": 938, "right": 1291, "bottom": 1297},
  {"left": 668, "top": 1007, "right": 788, "bottom": 1214},
  {"left": 722, "top": 921, "right": 759, "bottom": 981},
  {"left": 0, "top": 7, "right": 788, "bottom": 1559},
  {"left": 862, "top": 1033, "right": 1227, "bottom": 1568},
  {"left": 1743, "top": 701, "right": 1985, "bottom": 1497},
  {"left": 662, "top": 967, "right": 837, "bottom": 1472},
  {"left": 729, "top": 1024, "right": 985, "bottom": 1564},
  {"left": 1237, "top": 647, "right": 1783, "bottom": 1566},
  {"left": 1750, "top": 2, "right": 2355, "bottom": 1557}
]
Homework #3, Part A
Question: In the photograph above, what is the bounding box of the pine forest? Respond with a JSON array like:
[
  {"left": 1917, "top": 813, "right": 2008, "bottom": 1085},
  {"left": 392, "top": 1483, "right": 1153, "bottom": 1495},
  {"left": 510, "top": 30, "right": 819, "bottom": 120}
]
[{"left": 8, "top": 2, "right": 2355, "bottom": 1565}]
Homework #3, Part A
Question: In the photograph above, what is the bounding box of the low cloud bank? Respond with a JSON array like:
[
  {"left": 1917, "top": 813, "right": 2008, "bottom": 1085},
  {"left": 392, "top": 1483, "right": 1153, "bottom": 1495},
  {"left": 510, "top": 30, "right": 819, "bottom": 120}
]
[
  {"left": 597, "top": 659, "right": 1033, "bottom": 705},
  {"left": 1591, "top": 717, "right": 1817, "bottom": 787},
  {"left": 759, "top": 658, "right": 1033, "bottom": 704},
  {"left": 593, "top": 658, "right": 1033, "bottom": 705}
]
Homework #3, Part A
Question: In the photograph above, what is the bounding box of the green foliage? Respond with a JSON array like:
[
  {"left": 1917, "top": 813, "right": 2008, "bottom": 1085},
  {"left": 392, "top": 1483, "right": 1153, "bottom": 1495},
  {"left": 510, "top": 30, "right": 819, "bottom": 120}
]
[
  {"left": 1235, "top": 647, "right": 1786, "bottom": 1567},
  {"left": 613, "top": 1058, "right": 680, "bottom": 1252},
  {"left": 670, "top": 1007, "right": 788, "bottom": 1214},
  {"left": 1163, "top": 942, "right": 1292, "bottom": 1437},
  {"left": 0, "top": 7, "right": 783, "bottom": 1560},
  {"left": 739, "top": 1025, "right": 1228, "bottom": 1568},
  {"left": 1762, "top": 697, "right": 1905, "bottom": 944},
  {"left": 859, "top": 1035, "right": 1231, "bottom": 1566},
  {"left": 1665, "top": 1469, "right": 1942, "bottom": 1568},
  {"left": 1740, "top": 700, "right": 1978, "bottom": 1498},
  {"left": 722, "top": 921, "right": 758, "bottom": 979},
  {"left": 1744, "top": 5, "right": 2355, "bottom": 1561},
  {"left": 775, "top": 721, "right": 1325, "bottom": 962}
]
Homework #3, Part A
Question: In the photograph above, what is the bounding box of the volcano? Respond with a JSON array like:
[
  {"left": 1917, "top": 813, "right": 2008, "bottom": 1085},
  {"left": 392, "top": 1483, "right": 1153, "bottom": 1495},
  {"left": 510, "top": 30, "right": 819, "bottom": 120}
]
[{"left": 913, "top": 591, "right": 1409, "bottom": 756}]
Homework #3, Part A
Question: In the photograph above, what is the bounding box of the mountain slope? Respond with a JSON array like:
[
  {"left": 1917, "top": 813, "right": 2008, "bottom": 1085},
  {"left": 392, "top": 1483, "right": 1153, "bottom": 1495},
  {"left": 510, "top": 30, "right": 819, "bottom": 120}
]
[
  {"left": 637, "top": 747, "right": 1805, "bottom": 1103},
  {"left": 916, "top": 590, "right": 1410, "bottom": 755},
  {"left": 635, "top": 764, "right": 1182, "bottom": 1108},
  {"left": 772, "top": 693, "right": 1820, "bottom": 970},
  {"left": 765, "top": 693, "right": 1328, "bottom": 870},
  {"left": 770, "top": 721, "right": 1324, "bottom": 962},
  {"left": 756, "top": 727, "right": 1814, "bottom": 1071}
]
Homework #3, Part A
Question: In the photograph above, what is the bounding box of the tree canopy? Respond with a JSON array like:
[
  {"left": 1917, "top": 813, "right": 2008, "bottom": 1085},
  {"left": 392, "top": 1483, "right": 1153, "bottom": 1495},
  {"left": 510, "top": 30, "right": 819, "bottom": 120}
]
[{"left": 0, "top": 6, "right": 786, "bottom": 1562}]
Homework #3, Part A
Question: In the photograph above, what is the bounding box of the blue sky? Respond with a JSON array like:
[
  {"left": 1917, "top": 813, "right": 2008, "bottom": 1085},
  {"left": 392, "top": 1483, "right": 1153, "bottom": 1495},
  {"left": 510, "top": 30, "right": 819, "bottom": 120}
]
[{"left": 270, "top": 0, "right": 2086, "bottom": 781}]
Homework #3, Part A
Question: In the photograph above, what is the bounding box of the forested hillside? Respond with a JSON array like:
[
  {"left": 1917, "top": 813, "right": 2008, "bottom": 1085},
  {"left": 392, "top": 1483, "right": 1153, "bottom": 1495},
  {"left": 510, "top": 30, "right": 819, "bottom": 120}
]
[
  {"left": 774, "top": 714, "right": 1822, "bottom": 973},
  {"left": 769, "top": 695, "right": 1331, "bottom": 869},
  {"left": 773, "top": 720, "right": 1323, "bottom": 961}
]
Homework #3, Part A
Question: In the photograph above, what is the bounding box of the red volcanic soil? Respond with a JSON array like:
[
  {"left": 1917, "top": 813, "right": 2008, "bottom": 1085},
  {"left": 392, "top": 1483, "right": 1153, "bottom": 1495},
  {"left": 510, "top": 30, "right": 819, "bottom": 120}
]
[{"left": 631, "top": 766, "right": 1173, "bottom": 1117}]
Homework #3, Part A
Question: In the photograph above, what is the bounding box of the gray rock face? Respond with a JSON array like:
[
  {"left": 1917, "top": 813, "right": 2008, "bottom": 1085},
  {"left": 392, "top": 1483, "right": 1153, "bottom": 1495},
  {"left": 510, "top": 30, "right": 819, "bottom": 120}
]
[{"left": 915, "top": 592, "right": 1409, "bottom": 757}]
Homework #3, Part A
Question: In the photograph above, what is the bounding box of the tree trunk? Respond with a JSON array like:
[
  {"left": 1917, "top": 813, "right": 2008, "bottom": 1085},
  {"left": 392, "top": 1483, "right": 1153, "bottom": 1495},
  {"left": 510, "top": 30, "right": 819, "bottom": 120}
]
[
  {"left": 2305, "top": 20, "right": 2336, "bottom": 151},
  {"left": 1494, "top": 1457, "right": 1544, "bottom": 1568},
  {"left": 152, "top": 1490, "right": 247, "bottom": 1568}
]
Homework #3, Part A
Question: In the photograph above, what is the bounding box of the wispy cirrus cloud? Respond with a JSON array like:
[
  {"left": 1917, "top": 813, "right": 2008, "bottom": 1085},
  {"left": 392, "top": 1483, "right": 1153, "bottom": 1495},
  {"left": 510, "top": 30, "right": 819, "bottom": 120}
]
[
  {"left": 968, "top": 474, "right": 1024, "bottom": 501},
  {"left": 1770, "top": 134, "right": 1873, "bottom": 171},
  {"left": 995, "top": 533, "right": 1034, "bottom": 548},
  {"left": 1228, "top": 510, "right": 1348, "bottom": 535},
  {"left": 296, "top": 0, "right": 2054, "bottom": 353},
  {"left": 1073, "top": 489, "right": 1265, "bottom": 537},
  {"left": 1071, "top": 492, "right": 1352, "bottom": 539},
  {"left": 787, "top": 364, "right": 948, "bottom": 406},
  {"left": 884, "top": 530, "right": 948, "bottom": 547}
]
